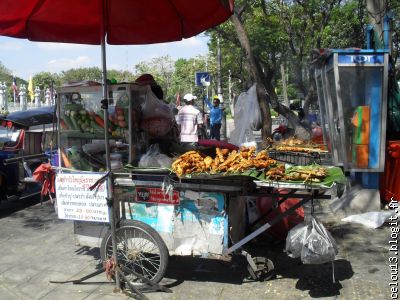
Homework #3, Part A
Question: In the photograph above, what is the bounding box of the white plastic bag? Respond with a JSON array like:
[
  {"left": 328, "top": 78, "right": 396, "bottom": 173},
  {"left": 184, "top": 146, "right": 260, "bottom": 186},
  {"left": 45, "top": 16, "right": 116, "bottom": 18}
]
[
  {"left": 301, "top": 215, "right": 338, "bottom": 264},
  {"left": 247, "top": 84, "right": 262, "bottom": 131},
  {"left": 230, "top": 84, "right": 260, "bottom": 146},
  {"left": 138, "top": 144, "right": 172, "bottom": 168},
  {"left": 285, "top": 215, "right": 338, "bottom": 264},
  {"left": 285, "top": 222, "right": 308, "bottom": 259},
  {"left": 341, "top": 211, "right": 396, "bottom": 229}
]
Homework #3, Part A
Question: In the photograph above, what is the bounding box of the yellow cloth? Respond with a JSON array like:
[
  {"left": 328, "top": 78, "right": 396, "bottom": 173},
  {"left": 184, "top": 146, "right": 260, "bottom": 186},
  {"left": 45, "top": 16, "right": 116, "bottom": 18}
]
[{"left": 28, "top": 76, "right": 34, "bottom": 101}]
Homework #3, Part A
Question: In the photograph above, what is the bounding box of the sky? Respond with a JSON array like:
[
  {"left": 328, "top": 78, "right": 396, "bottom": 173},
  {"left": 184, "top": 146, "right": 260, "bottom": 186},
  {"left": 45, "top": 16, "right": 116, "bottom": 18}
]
[{"left": 0, "top": 34, "right": 210, "bottom": 81}]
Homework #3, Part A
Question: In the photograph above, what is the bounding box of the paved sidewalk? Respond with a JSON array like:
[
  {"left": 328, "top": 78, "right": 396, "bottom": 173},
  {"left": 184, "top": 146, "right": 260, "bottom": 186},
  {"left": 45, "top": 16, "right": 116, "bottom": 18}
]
[{"left": 0, "top": 197, "right": 395, "bottom": 300}]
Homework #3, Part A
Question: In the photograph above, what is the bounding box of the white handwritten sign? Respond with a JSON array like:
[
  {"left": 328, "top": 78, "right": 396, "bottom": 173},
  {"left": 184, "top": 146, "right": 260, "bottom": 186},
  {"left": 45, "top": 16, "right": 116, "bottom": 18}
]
[{"left": 55, "top": 173, "right": 109, "bottom": 222}]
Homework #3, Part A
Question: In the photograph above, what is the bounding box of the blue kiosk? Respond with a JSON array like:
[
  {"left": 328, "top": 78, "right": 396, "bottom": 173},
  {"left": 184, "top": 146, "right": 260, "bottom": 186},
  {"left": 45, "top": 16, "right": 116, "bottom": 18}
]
[{"left": 315, "top": 49, "right": 389, "bottom": 188}]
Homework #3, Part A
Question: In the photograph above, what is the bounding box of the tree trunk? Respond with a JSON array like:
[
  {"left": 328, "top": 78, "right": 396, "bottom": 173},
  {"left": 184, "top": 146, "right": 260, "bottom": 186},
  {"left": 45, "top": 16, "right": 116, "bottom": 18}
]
[{"left": 231, "top": 9, "right": 312, "bottom": 143}]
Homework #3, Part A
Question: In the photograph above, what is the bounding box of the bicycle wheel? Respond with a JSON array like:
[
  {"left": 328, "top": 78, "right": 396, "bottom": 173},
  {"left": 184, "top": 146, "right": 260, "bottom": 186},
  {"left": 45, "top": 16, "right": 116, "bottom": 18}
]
[{"left": 100, "top": 220, "right": 169, "bottom": 286}]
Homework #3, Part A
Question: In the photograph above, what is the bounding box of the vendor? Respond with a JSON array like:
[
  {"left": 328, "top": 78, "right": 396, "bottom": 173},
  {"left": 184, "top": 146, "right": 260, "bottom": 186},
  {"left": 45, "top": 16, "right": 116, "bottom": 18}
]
[
  {"left": 176, "top": 93, "right": 203, "bottom": 146},
  {"left": 204, "top": 95, "right": 223, "bottom": 140}
]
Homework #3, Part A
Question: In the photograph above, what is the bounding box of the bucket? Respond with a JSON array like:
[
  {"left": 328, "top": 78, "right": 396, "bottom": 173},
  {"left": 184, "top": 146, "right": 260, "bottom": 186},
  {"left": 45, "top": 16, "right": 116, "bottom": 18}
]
[
  {"left": 45, "top": 150, "right": 59, "bottom": 167},
  {"left": 256, "top": 189, "right": 305, "bottom": 240}
]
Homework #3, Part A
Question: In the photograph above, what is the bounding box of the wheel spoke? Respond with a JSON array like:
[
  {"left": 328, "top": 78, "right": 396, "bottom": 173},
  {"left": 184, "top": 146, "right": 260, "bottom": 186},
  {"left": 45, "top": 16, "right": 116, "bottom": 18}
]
[{"left": 102, "top": 223, "right": 167, "bottom": 286}]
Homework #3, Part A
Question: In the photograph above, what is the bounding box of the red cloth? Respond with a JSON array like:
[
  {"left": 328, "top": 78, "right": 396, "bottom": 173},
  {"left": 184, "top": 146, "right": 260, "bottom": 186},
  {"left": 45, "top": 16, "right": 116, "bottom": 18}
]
[
  {"left": 256, "top": 189, "right": 305, "bottom": 240},
  {"left": 380, "top": 141, "right": 400, "bottom": 203},
  {"left": 198, "top": 139, "right": 239, "bottom": 150},
  {"left": 33, "top": 163, "right": 55, "bottom": 196}
]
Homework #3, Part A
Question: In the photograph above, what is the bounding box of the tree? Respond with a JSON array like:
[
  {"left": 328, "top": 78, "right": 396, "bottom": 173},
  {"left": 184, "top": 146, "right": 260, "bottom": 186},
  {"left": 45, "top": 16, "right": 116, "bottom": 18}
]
[
  {"left": 208, "top": 0, "right": 365, "bottom": 144},
  {"left": 33, "top": 72, "right": 60, "bottom": 90},
  {"left": 134, "top": 56, "right": 175, "bottom": 100},
  {"left": 60, "top": 67, "right": 103, "bottom": 83}
]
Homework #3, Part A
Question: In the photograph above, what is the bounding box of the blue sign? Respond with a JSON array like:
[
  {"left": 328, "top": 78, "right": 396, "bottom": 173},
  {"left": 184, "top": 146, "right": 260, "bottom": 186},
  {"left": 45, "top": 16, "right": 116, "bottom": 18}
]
[
  {"left": 195, "top": 72, "right": 211, "bottom": 86},
  {"left": 338, "top": 54, "right": 384, "bottom": 64}
]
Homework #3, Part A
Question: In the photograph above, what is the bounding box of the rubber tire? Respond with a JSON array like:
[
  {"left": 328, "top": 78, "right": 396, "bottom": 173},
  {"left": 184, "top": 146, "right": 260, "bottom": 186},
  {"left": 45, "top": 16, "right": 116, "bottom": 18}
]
[
  {"left": 100, "top": 220, "right": 169, "bottom": 286},
  {"left": 272, "top": 131, "right": 282, "bottom": 141}
]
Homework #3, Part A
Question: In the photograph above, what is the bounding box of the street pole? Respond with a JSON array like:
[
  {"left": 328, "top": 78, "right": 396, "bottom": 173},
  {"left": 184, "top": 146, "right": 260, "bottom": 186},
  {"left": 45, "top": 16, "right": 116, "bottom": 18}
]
[
  {"left": 205, "top": 59, "right": 209, "bottom": 100},
  {"left": 280, "top": 64, "right": 289, "bottom": 107},
  {"left": 228, "top": 69, "right": 231, "bottom": 104},
  {"left": 217, "top": 37, "right": 227, "bottom": 141}
]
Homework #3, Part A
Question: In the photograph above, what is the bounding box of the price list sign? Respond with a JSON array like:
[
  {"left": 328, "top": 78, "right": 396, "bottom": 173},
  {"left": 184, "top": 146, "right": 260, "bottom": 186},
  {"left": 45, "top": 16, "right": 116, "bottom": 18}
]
[{"left": 55, "top": 173, "right": 109, "bottom": 222}]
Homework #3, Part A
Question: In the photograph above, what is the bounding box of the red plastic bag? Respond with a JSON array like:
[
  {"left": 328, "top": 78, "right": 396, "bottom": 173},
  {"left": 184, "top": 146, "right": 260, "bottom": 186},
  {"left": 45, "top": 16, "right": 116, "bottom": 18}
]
[{"left": 140, "top": 86, "right": 173, "bottom": 137}]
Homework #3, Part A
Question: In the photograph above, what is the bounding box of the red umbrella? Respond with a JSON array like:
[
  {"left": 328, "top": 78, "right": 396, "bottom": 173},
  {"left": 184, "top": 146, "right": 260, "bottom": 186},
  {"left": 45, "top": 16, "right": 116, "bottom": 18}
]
[{"left": 0, "top": 0, "right": 233, "bottom": 44}]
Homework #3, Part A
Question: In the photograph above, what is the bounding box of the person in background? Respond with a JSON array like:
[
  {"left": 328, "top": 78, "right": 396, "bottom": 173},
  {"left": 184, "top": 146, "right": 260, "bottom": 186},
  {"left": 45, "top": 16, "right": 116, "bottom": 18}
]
[
  {"left": 176, "top": 93, "right": 203, "bottom": 145},
  {"left": 204, "top": 95, "right": 223, "bottom": 140}
]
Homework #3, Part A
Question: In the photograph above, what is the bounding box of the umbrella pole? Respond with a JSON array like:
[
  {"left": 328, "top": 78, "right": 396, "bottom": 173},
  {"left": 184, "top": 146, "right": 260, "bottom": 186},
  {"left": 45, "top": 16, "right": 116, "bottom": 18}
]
[{"left": 101, "top": 38, "right": 121, "bottom": 291}]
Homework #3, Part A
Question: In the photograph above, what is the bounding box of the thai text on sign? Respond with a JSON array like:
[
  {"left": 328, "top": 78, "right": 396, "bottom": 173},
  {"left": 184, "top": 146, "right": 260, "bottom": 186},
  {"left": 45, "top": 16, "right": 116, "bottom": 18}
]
[
  {"left": 55, "top": 173, "right": 109, "bottom": 222},
  {"left": 135, "top": 187, "right": 180, "bottom": 205}
]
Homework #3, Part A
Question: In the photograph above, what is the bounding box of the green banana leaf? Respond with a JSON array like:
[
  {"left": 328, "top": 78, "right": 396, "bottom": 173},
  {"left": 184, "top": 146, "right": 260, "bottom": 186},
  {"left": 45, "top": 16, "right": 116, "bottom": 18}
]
[{"left": 189, "top": 165, "right": 345, "bottom": 188}]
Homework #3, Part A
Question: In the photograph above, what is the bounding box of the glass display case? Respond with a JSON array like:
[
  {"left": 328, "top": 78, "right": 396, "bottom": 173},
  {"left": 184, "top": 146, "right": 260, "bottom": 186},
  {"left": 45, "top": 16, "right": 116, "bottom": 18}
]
[
  {"left": 315, "top": 49, "right": 389, "bottom": 172},
  {"left": 57, "top": 83, "right": 149, "bottom": 171}
]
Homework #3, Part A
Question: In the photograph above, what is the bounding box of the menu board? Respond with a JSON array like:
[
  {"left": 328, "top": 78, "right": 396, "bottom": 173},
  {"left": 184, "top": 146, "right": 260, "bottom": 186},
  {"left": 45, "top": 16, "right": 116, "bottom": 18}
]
[{"left": 55, "top": 173, "right": 109, "bottom": 222}]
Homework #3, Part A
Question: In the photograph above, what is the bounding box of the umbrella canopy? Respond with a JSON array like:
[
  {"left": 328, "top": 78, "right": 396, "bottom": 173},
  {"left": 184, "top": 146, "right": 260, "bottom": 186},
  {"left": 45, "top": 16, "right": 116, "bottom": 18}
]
[{"left": 0, "top": 0, "right": 233, "bottom": 45}]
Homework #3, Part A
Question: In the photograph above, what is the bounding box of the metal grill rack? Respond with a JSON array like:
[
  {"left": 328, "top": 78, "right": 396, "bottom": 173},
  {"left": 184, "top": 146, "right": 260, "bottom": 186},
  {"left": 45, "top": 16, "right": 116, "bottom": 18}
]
[{"left": 268, "top": 150, "right": 322, "bottom": 165}]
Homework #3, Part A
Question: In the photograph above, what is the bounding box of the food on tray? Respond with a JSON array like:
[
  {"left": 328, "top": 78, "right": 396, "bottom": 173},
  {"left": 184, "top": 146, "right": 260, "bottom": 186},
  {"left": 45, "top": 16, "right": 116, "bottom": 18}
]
[
  {"left": 171, "top": 147, "right": 277, "bottom": 177},
  {"left": 265, "top": 165, "right": 328, "bottom": 183},
  {"left": 272, "top": 145, "right": 327, "bottom": 153},
  {"left": 270, "top": 137, "right": 327, "bottom": 153},
  {"left": 265, "top": 164, "right": 286, "bottom": 180},
  {"left": 277, "top": 137, "right": 305, "bottom": 146}
]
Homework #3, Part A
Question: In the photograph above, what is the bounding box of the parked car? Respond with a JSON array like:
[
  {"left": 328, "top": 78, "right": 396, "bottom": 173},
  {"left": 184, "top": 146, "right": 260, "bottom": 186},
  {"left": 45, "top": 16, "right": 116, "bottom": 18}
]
[{"left": 0, "top": 106, "right": 56, "bottom": 202}]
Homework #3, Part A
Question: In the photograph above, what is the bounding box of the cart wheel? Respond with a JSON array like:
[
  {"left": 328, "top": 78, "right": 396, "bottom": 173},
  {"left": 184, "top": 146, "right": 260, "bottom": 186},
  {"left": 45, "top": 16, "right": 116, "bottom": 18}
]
[
  {"left": 100, "top": 220, "right": 169, "bottom": 287},
  {"left": 247, "top": 257, "right": 275, "bottom": 281}
]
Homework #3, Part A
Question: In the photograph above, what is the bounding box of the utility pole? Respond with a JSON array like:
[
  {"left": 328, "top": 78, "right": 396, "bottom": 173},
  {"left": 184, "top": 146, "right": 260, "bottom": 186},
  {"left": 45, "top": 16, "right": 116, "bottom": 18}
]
[
  {"left": 228, "top": 69, "right": 231, "bottom": 105},
  {"left": 217, "top": 37, "right": 227, "bottom": 141},
  {"left": 205, "top": 58, "right": 209, "bottom": 99},
  {"left": 280, "top": 64, "right": 289, "bottom": 107}
]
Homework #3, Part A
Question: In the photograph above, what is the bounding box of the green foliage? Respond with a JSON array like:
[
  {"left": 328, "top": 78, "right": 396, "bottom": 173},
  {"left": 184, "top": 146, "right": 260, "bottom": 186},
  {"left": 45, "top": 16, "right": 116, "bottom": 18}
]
[
  {"left": 33, "top": 72, "right": 60, "bottom": 90},
  {"left": 322, "top": 1, "right": 366, "bottom": 48},
  {"left": 60, "top": 67, "right": 102, "bottom": 83},
  {"left": 270, "top": 109, "right": 278, "bottom": 118},
  {"left": 207, "top": 0, "right": 370, "bottom": 112},
  {"left": 133, "top": 55, "right": 175, "bottom": 101}
]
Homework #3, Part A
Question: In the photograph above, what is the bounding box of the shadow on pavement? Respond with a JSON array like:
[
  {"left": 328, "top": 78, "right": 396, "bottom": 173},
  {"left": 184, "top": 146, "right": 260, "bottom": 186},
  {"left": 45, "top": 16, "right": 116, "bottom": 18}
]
[
  {"left": 162, "top": 255, "right": 249, "bottom": 287},
  {"left": 0, "top": 194, "right": 41, "bottom": 218},
  {"left": 261, "top": 241, "right": 354, "bottom": 298},
  {"left": 75, "top": 245, "right": 101, "bottom": 259}
]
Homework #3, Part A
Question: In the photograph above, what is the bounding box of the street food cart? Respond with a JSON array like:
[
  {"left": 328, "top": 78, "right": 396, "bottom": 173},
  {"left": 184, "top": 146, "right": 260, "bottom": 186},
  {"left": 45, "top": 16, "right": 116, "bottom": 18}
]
[{"left": 54, "top": 82, "right": 345, "bottom": 291}]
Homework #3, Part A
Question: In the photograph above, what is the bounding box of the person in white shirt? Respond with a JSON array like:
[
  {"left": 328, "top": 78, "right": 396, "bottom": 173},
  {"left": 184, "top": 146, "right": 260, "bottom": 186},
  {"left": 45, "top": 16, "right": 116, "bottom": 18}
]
[{"left": 176, "top": 93, "right": 203, "bottom": 145}]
